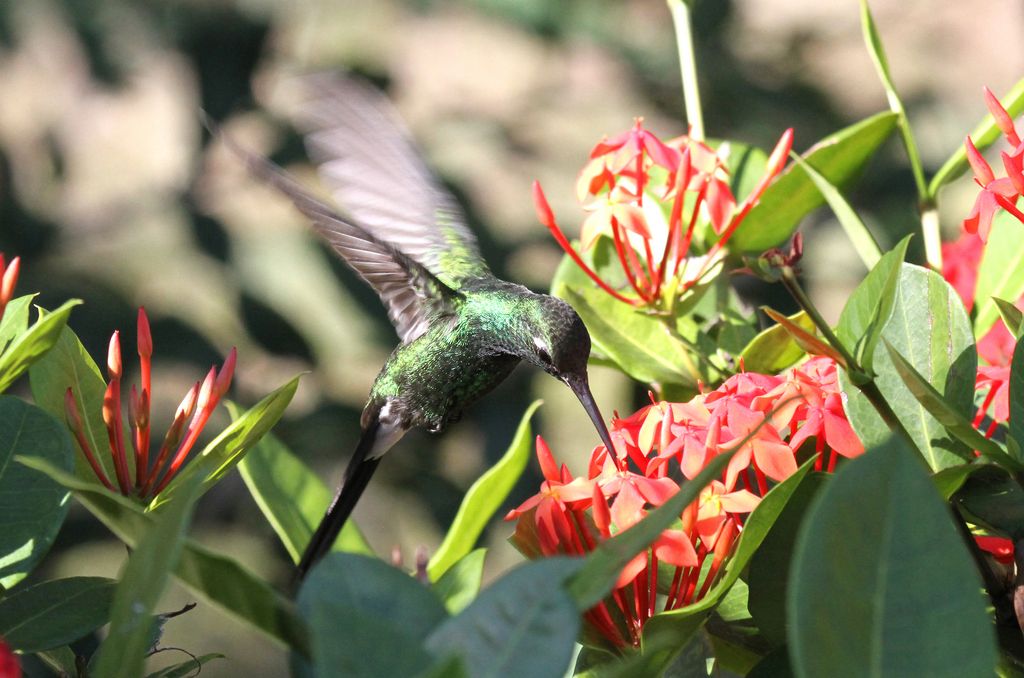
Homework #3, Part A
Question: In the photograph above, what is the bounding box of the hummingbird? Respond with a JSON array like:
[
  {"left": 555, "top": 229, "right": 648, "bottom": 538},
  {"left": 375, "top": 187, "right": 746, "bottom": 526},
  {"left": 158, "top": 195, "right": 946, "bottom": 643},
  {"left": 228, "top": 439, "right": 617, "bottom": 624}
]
[{"left": 226, "top": 74, "right": 616, "bottom": 581}]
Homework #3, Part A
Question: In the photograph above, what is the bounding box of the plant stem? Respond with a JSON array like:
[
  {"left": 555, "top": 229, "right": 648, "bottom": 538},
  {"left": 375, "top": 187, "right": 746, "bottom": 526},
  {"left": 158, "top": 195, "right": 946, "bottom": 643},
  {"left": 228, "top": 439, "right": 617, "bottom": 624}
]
[
  {"left": 920, "top": 200, "right": 943, "bottom": 270},
  {"left": 779, "top": 267, "right": 918, "bottom": 452},
  {"left": 668, "top": 0, "right": 704, "bottom": 141}
]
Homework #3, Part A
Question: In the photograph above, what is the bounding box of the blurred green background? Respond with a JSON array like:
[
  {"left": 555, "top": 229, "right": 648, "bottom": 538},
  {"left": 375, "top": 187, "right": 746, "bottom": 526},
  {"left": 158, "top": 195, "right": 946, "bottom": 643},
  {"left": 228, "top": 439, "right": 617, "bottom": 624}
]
[{"left": 0, "top": 0, "right": 1020, "bottom": 674}]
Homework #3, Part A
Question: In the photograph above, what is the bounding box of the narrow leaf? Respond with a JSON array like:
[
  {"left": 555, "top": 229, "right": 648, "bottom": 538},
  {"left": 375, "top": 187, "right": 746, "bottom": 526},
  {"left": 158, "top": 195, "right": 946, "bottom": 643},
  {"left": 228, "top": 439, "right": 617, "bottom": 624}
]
[
  {"left": 234, "top": 406, "right": 372, "bottom": 563},
  {"left": 760, "top": 307, "right": 846, "bottom": 366},
  {"left": 787, "top": 151, "right": 881, "bottom": 269},
  {"left": 144, "top": 653, "right": 224, "bottom": 678},
  {"left": 788, "top": 439, "right": 997, "bottom": 677},
  {"left": 0, "top": 577, "right": 116, "bottom": 653},
  {"left": 1009, "top": 335, "right": 1024, "bottom": 460},
  {"left": 0, "top": 300, "right": 81, "bottom": 393},
  {"left": 0, "top": 294, "right": 35, "bottom": 354},
  {"left": 152, "top": 375, "right": 301, "bottom": 507},
  {"left": 428, "top": 400, "right": 542, "bottom": 580},
  {"left": 739, "top": 310, "right": 814, "bottom": 374},
  {"left": 92, "top": 475, "right": 204, "bottom": 678},
  {"left": 994, "top": 298, "right": 1024, "bottom": 339},
  {"left": 433, "top": 549, "right": 486, "bottom": 615}
]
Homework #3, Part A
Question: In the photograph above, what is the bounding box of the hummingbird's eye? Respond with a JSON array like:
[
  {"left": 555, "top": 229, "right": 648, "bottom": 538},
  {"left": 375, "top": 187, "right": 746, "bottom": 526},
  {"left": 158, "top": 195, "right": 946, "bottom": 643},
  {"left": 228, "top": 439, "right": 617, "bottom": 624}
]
[{"left": 537, "top": 348, "right": 552, "bottom": 365}]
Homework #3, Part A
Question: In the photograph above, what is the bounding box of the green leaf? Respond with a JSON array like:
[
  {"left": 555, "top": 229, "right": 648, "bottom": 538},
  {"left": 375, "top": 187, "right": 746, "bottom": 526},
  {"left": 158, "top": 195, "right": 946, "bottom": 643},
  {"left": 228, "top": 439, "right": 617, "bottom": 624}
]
[
  {"left": 787, "top": 151, "right": 881, "bottom": 269},
  {"left": 739, "top": 310, "right": 814, "bottom": 374},
  {"left": 234, "top": 408, "right": 372, "bottom": 563},
  {"left": 637, "top": 458, "right": 815, "bottom": 672},
  {"left": 92, "top": 475, "right": 204, "bottom": 678},
  {"left": 0, "top": 577, "right": 116, "bottom": 652},
  {"left": 1011, "top": 335, "right": 1024, "bottom": 458},
  {"left": 426, "top": 558, "right": 583, "bottom": 678},
  {"left": 835, "top": 236, "right": 910, "bottom": 374},
  {"left": 152, "top": 375, "right": 300, "bottom": 507},
  {"left": 30, "top": 325, "right": 121, "bottom": 482},
  {"left": 0, "top": 397, "right": 73, "bottom": 588},
  {"left": 974, "top": 212, "right": 1024, "bottom": 340},
  {"left": 760, "top": 307, "right": 846, "bottom": 366},
  {"left": 994, "top": 298, "right": 1024, "bottom": 338},
  {"left": 428, "top": 400, "right": 541, "bottom": 580},
  {"left": 433, "top": 549, "right": 486, "bottom": 615},
  {"left": 859, "top": 0, "right": 927, "bottom": 199},
  {"left": 35, "top": 646, "right": 79, "bottom": 675},
  {"left": 16, "top": 456, "right": 308, "bottom": 654},
  {"left": 144, "top": 653, "right": 224, "bottom": 678},
  {"left": 558, "top": 287, "right": 697, "bottom": 389},
  {"left": 0, "top": 300, "right": 81, "bottom": 393},
  {"left": 840, "top": 264, "right": 977, "bottom": 470},
  {"left": 787, "top": 439, "right": 997, "bottom": 677},
  {"left": 955, "top": 465, "right": 1024, "bottom": 540},
  {"left": 746, "top": 473, "right": 829, "bottom": 647},
  {"left": 0, "top": 294, "right": 35, "bottom": 354},
  {"left": 299, "top": 552, "right": 449, "bottom": 678},
  {"left": 929, "top": 77, "right": 1024, "bottom": 196},
  {"left": 884, "top": 341, "right": 1017, "bottom": 469},
  {"left": 931, "top": 463, "right": 986, "bottom": 501},
  {"left": 732, "top": 112, "right": 899, "bottom": 253}
]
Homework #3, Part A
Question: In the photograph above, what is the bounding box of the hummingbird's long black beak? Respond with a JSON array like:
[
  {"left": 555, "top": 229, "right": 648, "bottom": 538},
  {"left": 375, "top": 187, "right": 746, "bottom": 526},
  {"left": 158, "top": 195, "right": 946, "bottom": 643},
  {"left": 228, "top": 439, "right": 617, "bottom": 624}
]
[{"left": 563, "top": 373, "right": 616, "bottom": 454}]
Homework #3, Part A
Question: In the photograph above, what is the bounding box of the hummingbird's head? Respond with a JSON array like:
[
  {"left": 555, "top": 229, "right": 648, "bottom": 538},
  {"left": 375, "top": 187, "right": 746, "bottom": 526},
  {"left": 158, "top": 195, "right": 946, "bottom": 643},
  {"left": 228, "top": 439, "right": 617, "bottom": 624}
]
[{"left": 527, "top": 295, "right": 616, "bottom": 453}]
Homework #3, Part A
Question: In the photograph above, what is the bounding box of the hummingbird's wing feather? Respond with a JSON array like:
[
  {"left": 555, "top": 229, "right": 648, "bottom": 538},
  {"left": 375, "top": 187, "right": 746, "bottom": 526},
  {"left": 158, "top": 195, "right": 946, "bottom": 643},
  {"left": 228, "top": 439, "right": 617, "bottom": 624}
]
[
  {"left": 291, "top": 74, "right": 490, "bottom": 287},
  {"left": 230, "top": 140, "right": 459, "bottom": 344}
]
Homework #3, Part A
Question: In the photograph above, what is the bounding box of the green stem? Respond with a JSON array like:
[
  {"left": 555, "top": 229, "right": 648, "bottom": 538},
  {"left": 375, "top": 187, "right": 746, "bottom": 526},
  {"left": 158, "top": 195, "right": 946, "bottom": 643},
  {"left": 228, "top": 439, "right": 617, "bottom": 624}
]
[
  {"left": 780, "top": 267, "right": 918, "bottom": 452},
  {"left": 667, "top": 0, "right": 704, "bottom": 141},
  {"left": 920, "top": 200, "right": 943, "bottom": 271}
]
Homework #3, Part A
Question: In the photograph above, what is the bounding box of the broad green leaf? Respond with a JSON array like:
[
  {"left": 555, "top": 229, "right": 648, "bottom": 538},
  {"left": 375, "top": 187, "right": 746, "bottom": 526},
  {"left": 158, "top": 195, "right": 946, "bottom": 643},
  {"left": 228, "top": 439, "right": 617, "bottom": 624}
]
[
  {"left": 835, "top": 236, "right": 910, "bottom": 374},
  {"left": 0, "top": 397, "right": 73, "bottom": 588},
  {"left": 144, "top": 653, "right": 224, "bottom": 678},
  {"left": 787, "top": 439, "right": 997, "bottom": 677},
  {"left": 787, "top": 151, "right": 881, "bottom": 269},
  {"left": 885, "top": 341, "right": 1017, "bottom": 469},
  {"left": 747, "top": 647, "right": 795, "bottom": 678},
  {"left": 859, "top": 0, "right": 927, "bottom": 198},
  {"left": 929, "top": 77, "right": 1024, "bottom": 195},
  {"left": 35, "top": 646, "right": 78, "bottom": 675},
  {"left": 0, "top": 294, "right": 34, "bottom": 353},
  {"left": 30, "top": 325, "right": 120, "bottom": 482},
  {"left": 994, "top": 298, "right": 1024, "bottom": 338},
  {"left": 746, "top": 473, "right": 829, "bottom": 647},
  {"left": 932, "top": 463, "right": 986, "bottom": 501},
  {"left": 152, "top": 375, "right": 300, "bottom": 507},
  {"left": 636, "top": 458, "right": 815, "bottom": 673},
  {"left": 732, "top": 112, "right": 899, "bottom": 253},
  {"left": 92, "top": 475, "right": 203, "bottom": 678},
  {"left": 428, "top": 400, "right": 541, "bottom": 580},
  {"left": 739, "top": 310, "right": 814, "bottom": 374},
  {"left": 975, "top": 212, "right": 1024, "bottom": 340},
  {"left": 840, "top": 264, "right": 976, "bottom": 470},
  {"left": 234, "top": 408, "right": 372, "bottom": 563},
  {"left": 426, "top": 558, "right": 583, "bottom": 678},
  {"left": 16, "top": 456, "right": 308, "bottom": 654},
  {"left": 433, "top": 549, "right": 486, "bottom": 615},
  {"left": 0, "top": 300, "right": 81, "bottom": 393},
  {"left": 955, "top": 465, "right": 1024, "bottom": 541},
  {"left": 299, "top": 553, "right": 448, "bottom": 678},
  {"left": 0, "top": 577, "right": 115, "bottom": 653},
  {"left": 559, "top": 287, "right": 698, "bottom": 390},
  {"left": 1011, "top": 335, "right": 1024, "bottom": 458}
]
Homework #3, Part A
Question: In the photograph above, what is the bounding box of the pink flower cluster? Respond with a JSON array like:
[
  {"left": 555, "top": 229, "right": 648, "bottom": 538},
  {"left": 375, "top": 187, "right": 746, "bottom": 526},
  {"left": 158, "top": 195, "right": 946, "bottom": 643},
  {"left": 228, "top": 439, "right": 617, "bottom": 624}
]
[
  {"left": 506, "top": 357, "right": 862, "bottom": 649},
  {"left": 533, "top": 121, "right": 793, "bottom": 307}
]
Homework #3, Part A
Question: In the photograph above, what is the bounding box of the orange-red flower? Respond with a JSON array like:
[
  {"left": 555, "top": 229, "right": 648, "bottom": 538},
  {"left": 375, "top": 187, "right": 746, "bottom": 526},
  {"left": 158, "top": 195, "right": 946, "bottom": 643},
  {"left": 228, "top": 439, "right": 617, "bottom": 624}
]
[
  {"left": 533, "top": 122, "right": 793, "bottom": 307},
  {"left": 0, "top": 637, "right": 19, "bottom": 678},
  {"left": 962, "top": 87, "right": 1024, "bottom": 241},
  {"left": 0, "top": 253, "right": 21, "bottom": 324},
  {"left": 64, "top": 308, "right": 236, "bottom": 500}
]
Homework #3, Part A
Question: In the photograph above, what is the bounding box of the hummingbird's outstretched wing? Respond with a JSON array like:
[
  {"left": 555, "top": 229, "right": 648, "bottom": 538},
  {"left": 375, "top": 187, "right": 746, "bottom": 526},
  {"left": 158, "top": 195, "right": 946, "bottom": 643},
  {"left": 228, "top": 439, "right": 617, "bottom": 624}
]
[
  {"left": 228, "top": 138, "right": 460, "bottom": 344},
  {"left": 290, "top": 74, "right": 491, "bottom": 288}
]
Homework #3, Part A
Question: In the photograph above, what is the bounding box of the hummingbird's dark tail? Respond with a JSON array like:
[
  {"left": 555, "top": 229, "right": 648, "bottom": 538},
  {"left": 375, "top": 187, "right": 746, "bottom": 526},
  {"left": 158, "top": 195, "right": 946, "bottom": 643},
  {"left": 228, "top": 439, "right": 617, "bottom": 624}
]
[{"left": 295, "top": 421, "right": 382, "bottom": 583}]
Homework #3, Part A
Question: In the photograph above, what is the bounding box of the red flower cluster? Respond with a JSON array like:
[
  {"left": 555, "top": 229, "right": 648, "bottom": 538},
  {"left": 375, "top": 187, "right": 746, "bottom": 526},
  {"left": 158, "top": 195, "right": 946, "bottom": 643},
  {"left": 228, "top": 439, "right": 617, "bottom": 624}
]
[
  {"left": 963, "top": 87, "right": 1024, "bottom": 241},
  {"left": 506, "top": 357, "right": 862, "bottom": 649},
  {"left": 0, "top": 253, "right": 21, "bottom": 324},
  {"left": 533, "top": 121, "right": 793, "bottom": 307},
  {"left": 64, "top": 308, "right": 236, "bottom": 500}
]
